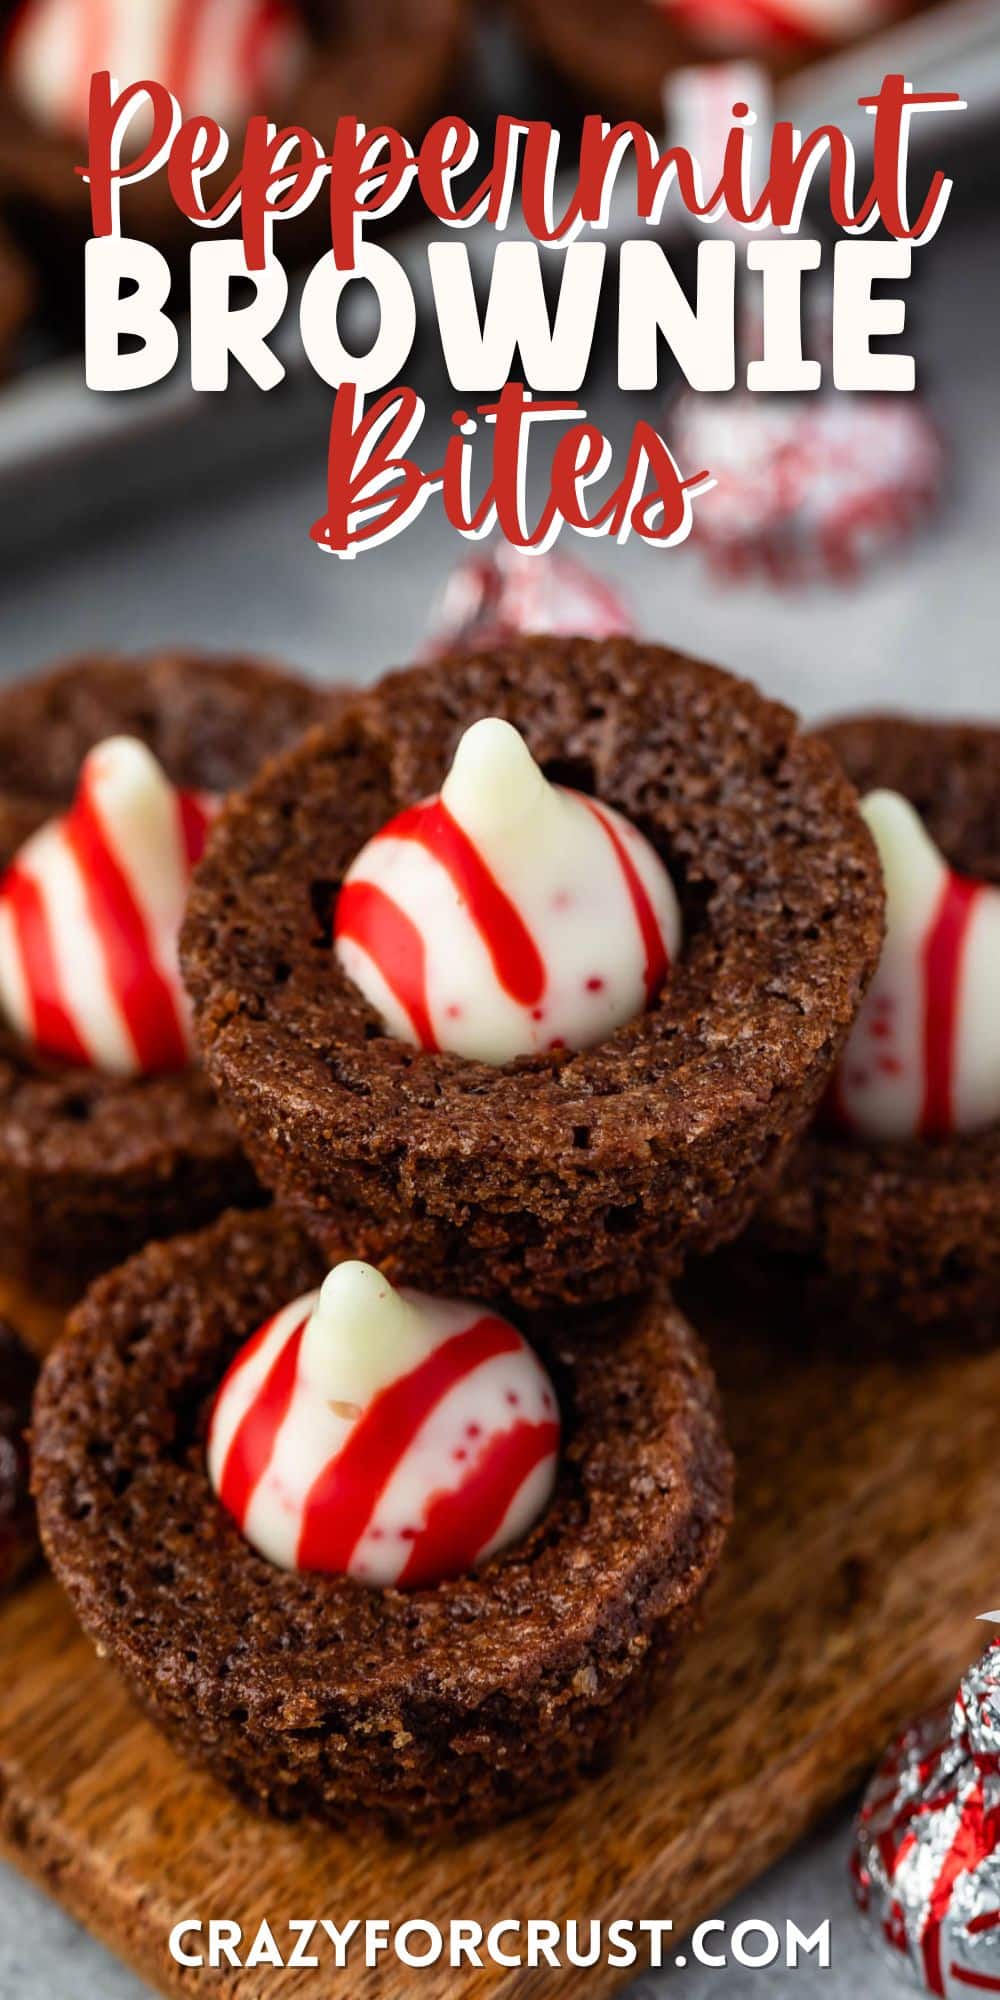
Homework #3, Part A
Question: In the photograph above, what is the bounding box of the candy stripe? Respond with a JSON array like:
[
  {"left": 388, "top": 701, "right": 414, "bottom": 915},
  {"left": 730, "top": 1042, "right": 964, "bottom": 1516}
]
[
  {"left": 7, "top": 0, "right": 304, "bottom": 141},
  {"left": 581, "top": 796, "right": 670, "bottom": 1005},
  {"left": 217, "top": 1307, "right": 310, "bottom": 1528},
  {"left": 163, "top": 0, "right": 204, "bottom": 101},
  {"left": 334, "top": 728, "right": 681, "bottom": 1066},
  {"left": 854, "top": 1649, "right": 1000, "bottom": 1997},
  {"left": 0, "top": 862, "right": 90, "bottom": 1065},
  {"left": 921, "top": 872, "right": 981, "bottom": 1138},
  {"left": 824, "top": 793, "right": 999, "bottom": 1143},
  {"left": 661, "top": 0, "right": 894, "bottom": 46},
  {"left": 666, "top": 0, "right": 820, "bottom": 44},
  {"left": 296, "top": 1316, "right": 522, "bottom": 1572},
  {"left": 396, "top": 1419, "right": 559, "bottom": 1587},
  {"left": 20, "top": 826, "right": 132, "bottom": 1070},
  {"left": 879, "top": 1822, "right": 919, "bottom": 1881},
  {"left": 427, "top": 547, "right": 634, "bottom": 656},
  {"left": 208, "top": 1293, "right": 317, "bottom": 1482},
  {"left": 389, "top": 799, "right": 546, "bottom": 1008},
  {"left": 0, "top": 751, "right": 211, "bottom": 1078},
  {"left": 68, "top": 779, "right": 189, "bottom": 1074},
  {"left": 336, "top": 880, "right": 437, "bottom": 1051},
  {"left": 920, "top": 1798, "right": 1000, "bottom": 1997},
  {"left": 241, "top": 0, "right": 284, "bottom": 94},
  {"left": 178, "top": 789, "right": 213, "bottom": 867}
]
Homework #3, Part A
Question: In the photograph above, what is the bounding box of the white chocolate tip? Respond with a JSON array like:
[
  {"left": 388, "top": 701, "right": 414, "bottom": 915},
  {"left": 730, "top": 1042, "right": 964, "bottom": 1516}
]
[
  {"left": 83, "top": 735, "right": 165, "bottom": 803},
  {"left": 861, "top": 789, "right": 946, "bottom": 913},
  {"left": 305, "top": 1260, "right": 424, "bottom": 1394},
  {"left": 316, "top": 1259, "right": 400, "bottom": 1326},
  {"left": 441, "top": 718, "right": 547, "bottom": 836}
]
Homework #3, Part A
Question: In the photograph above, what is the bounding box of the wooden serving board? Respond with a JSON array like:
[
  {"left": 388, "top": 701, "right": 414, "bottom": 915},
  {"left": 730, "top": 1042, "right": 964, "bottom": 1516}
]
[{"left": 1, "top": 1268, "right": 998, "bottom": 2000}]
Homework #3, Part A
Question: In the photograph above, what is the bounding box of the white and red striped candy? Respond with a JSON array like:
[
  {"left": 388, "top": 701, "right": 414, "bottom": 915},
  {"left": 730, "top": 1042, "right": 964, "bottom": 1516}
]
[
  {"left": 652, "top": 0, "right": 899, "bottom": 52},
  {"left": 829, "top": 791, "right": 1000, "bottom": 1142},
  {"left": 207, "top": 1261, "right": 561, "bottom": 1587},
  {"left": 0, "top": 735, "right": 214, "bottom": 1077},
  {"left": 424, "top": 544, "right": 634, "bottom": 658},
  {"left": 670, "top": 393, "right": 942, "bottom": 585},
  {"left": 5, "top": 0, "right": 307, "bottom": 141},
  {"left": 335, "top": 717, "right": 681, "bottom": 1066}
]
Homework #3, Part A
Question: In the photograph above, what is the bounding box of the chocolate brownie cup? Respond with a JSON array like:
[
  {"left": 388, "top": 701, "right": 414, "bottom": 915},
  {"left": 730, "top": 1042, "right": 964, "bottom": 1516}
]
[
  {"left": 0, "top": 651, "right": 332, "bottom": 1302},
  {"left": 33, "top": 1205, "right": 732, "bottom": 1832},
  {"left": 0, "top": 0, "right": 465, "bottom": 254},
  {"left": 748, "top": 714, "right": 1000, "bottom": 1344},
  {"left": 0, "top": 1320, "right": 39, "bottom": 1593},
  {"left": 183, "top": 637, "right": 884, "bottom": 1311},
  {"left": 513, "top": 0, "right": 933, "bottom": 125}
]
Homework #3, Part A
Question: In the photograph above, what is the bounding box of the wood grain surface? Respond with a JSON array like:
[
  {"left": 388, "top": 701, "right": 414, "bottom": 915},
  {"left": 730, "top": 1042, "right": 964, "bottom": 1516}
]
[{"left": 1, "top": 1266, "right": 996, "bottom": 2000}]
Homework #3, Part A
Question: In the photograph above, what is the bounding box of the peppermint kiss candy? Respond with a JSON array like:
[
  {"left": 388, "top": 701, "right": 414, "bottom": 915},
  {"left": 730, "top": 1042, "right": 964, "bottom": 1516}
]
[
  {"left": 671, "top": 393, "right": 942, "bottom": 585},
  {"left": 852, "top": 1629, "right": 1000, "bottom": 1998},
  {"left": 207, "top": 1261, "right": 561, "bottom": 1587},
  {"left": 335, "top": 717, "right": 682, "bottom": 1065},
  {"left": 0, "top": 735, "right": 214, "bottom": 1077},
  {"left": 425, "top": 544, "right": 634, "bottom": 657},
  {"left": 5, "top": 0, "right": 307, "bottom": 141},
  {"left": 652, "top": 0, "right": 899, "bottom": 50},
  {"left": 830, "top": 791, "right": 1000, "bottom": 1142}
]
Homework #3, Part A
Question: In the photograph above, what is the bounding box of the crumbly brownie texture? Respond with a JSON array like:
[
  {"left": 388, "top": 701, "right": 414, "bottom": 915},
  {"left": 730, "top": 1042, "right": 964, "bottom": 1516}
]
[
  {"left": 750, "top": 715, "right": 1000, "bottom": 1342},
  {"left": 33, "top": 1206, "right": 733, "bottom": 1832},
  {"left": 0, "top": 0, "right": 464, "bottom": 237},
  {"left": 0, "top": 653, "right": 335, "bottom": 1301},
  {"left": 183, "top": 638, "right": 884, "bottom": 1310},
  {"left": 513, "top": 0, "right": 933, "bottom": 124},
  {"left": 0, "top": 1320, "right": 39, "bottom": 1593}
]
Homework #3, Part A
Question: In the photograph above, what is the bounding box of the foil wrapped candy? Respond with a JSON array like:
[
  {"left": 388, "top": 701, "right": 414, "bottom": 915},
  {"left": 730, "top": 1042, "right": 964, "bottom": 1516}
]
[
  {"left": 423, "top": 542, "right": 634, "bottom": 656},
  {"left": 669, "top": 392, "right": 943, "bottom": 585},
  {"left": 663, "top": 62, "right": 944, "bottom": 589},
  {"left": 852, "top": 1621, "right": 1000, "bottom": 1997}
]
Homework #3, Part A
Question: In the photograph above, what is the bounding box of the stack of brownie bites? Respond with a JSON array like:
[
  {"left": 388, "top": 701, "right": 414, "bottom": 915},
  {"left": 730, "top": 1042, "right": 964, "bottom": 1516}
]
[
  {"left": 746, "top": 715, "right": 1000, "bottom": 1346},
  {"left": 0, "top": 652, "right": 334, "bottom": 1301},
  {"left": 22, "top": 633, "right": 896, "bottom": 1834}
]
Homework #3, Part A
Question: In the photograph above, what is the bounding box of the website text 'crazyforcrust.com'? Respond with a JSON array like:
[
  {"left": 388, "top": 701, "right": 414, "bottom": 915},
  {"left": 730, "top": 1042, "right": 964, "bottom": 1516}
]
[{"left": 168, "top": 1914, "right": 833, "bottom": 1973}]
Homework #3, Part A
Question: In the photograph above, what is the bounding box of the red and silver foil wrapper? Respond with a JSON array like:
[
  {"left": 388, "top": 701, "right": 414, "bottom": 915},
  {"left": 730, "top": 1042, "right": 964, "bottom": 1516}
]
[
  {"left": 671, "top": 391, "right": 944, "bottom": 584},
  {"left": 852, "top": 1636, "right": 1000, "bottom": 1997},
  {"left": 664, "top": 61, "right": 943, "bottom": 586},
  {"left": 665, "top": 62, "right": 773, "bottom": 201},
  {"left": 424, "top": 544, "right": 634, "bottom": 657}
]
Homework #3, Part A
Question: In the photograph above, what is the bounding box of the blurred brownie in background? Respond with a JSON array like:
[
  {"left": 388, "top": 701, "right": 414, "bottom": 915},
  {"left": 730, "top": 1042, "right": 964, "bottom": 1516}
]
[
  {"left": 0, "top": 214, "right": 33, "bottom": 377},
  {"left": 0, "top": 0, "right": 466, "bottom": 280}
]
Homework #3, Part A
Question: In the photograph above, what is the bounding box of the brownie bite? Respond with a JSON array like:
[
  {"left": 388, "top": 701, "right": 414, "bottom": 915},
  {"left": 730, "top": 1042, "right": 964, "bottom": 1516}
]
[
  {"left": 33, "top": 1205, "right": 732, "bottom": 1832},
  {"left": 182, "top": 637, "right": 883, "bottom": 1311},
  {"left": 0, "top": 0, "right": 465, "bottom": 249},
  {"left": 0, "top": 652, "right": 332, "bottom": 1301},
  {"left": 748, "top": 715, "right": 1000, "bottom": 1343}
]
